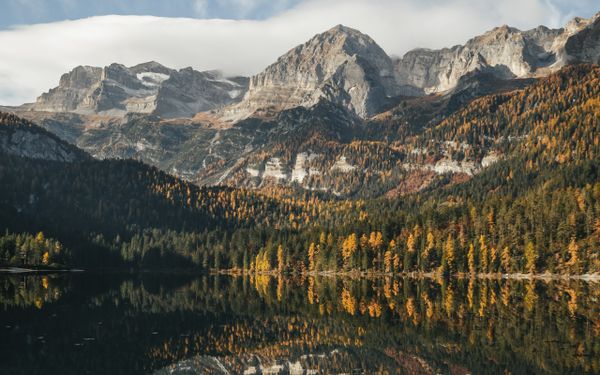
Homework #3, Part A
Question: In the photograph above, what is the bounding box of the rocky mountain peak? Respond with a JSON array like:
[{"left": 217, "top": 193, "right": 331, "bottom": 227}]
[
  {"left": 130, "top": 61, "right": 173, "bottom": 75},
  {"left": 319, "top": 24, "right": 379, "bottom": 49},
  {"left": 58, "top": 65, "right": 102, "bottom": 89},
  {"left": 30, "top": 62, "right": 248, "bottom": 118},
  {"left": 223, "top": 24, "right": 398, "bottom": 121}
]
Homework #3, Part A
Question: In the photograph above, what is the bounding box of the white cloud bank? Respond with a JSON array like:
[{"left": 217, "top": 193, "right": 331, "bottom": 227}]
[{"left": 0, "top": 0, "right": 593, "bottom": 105}]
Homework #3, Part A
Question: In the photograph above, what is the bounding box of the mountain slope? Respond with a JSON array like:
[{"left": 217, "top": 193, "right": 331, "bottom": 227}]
[{"left": 0, "top": 112, "right": 88, "bottom": 162}]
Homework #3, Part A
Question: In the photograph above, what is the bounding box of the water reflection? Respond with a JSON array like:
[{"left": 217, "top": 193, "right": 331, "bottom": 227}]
[{"left": 0, "top": 273, "right": 598, "bottom": 374}]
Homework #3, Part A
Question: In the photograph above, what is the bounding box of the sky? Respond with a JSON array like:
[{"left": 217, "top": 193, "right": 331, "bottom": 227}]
[{"left": 0, "top": 0, "right": 598, "bottom": 105}]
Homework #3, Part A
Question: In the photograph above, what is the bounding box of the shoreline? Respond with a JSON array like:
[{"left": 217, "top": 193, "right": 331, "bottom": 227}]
[
  {"left": 2, "top": 267, "right": 598, "bottom": 282},
  {"left": 0, "top": 267, "right": 84, "bottom": 274},
  {"left": 211, "top": 269, "right": 600, "bottom": 281}
]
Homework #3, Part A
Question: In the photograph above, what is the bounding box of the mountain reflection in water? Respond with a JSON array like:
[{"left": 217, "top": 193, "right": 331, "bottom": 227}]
[{"left": 0, "top": 273, "right": 598, "bottom": 374}]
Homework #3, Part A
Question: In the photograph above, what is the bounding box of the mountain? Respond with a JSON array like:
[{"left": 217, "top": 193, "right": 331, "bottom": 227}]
[
  {"left": 27, "top": 62, "right": 248, "bottom": 118},
  {"left": 222, "top": 25, "right": 399, "bottom": 121},
  {"left": 2, "top": 14, "right": 600, "bottom": 199},
  {"left": 0, "top": 112, "right": 88, "bottom": 162},
  {"left": 15, "top": 14, "right": 600, "bottom": 123},
  {"left": 394, "top": 12, "right": 600, "bottom": 94}
]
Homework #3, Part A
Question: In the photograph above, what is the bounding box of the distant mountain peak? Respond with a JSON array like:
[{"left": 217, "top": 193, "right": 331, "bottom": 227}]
[
  {"left": 222, "top": 23, "right": 398, "bottom": 121},
  {"left": 30, "top": 63, "right": 248, "bottom": 118}
]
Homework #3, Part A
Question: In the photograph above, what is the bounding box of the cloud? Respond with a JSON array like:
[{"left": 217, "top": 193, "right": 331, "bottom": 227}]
[{"left": 0, "top": 0, "right": 595, "bottom": 105}]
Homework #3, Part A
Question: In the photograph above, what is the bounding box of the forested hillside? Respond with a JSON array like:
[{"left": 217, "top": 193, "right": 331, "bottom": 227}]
[{"left": 1, "top": 65, "right": 599, "bottom": 275}]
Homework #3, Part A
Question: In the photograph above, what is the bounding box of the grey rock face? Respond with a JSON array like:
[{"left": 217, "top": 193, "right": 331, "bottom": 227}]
[
  {"left": 394, "top": 12, "right": 600, "bottom": 94},
  {"left": 225, "top": 25, "right": 399, "bottom": 120},
  {"left": 564, "top": 15, "right": 600, "bottom": 64},
  {"left": 31, "top": 62, "right": 248, "bottom": 118},
  {"left": 155, "top": 69, "right": 247, "bottom": 118},
  {"left": 0, "top": 112, "right": 87, "bottom": 162}
]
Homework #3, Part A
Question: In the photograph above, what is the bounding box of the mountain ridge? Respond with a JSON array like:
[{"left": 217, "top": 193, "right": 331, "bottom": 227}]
[
  {"left": 15, "top": 13, "right": 600, "bottom": 122},
  {"left": 28, "top": 62, "right": 248, "bottom": 118},
  {"left": 394, "top": 11, "right": 600, "bottom": 94}
]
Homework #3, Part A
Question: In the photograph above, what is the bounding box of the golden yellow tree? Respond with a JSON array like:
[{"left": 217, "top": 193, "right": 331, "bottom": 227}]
[
  {"left": 384, "top": 250, "right": 392, "bottom": 273},
  {"left": 307, "top": 242, "right": 317, "bottom": 272},
  {"left": 479, "top": 235, "right": 488, "bottom": 273},
  {"left": 490, "top": 246, "right": 498, "bottom": 273},
  {"left": 406, "top": 233, "right": 416, "bottom": 254},
  {"left": 524, "top": 242, "right": 537, "bottom": 274},
  {"left": 35, "top": 232, "right": 45, "bottom": 244},
  {"left": 277, "top": 245, "right": 285, "bottom": 273},
  {"left": 467, "top": 243, "right": 476, "bottom": 275},
  {"left": 341, "top": 233, "right": 358, "bottom": 267},
  {"left": 443, "top": 233, "right": 456, "bottom": 274},
  {"left": 42, "top": 252, "right": 50, "bottom": 265},
  {"left": 368, "top": 231, "right": 384, "bottom": 252},
  {"left": 566, "top": 237, "right": 579, "bottom": 272},
  {"left": 500, "top": 246, "right": 511, "bottom": 273}
]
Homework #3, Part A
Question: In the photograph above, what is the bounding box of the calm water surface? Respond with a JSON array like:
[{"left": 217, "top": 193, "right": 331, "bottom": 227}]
[{"left": 0, "top": 273, "right": 598, "bottom": 374}]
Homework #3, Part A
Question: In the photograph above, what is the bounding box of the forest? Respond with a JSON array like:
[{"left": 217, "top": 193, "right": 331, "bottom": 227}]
[{"left": 0, "top": 65, "right": 599, "bottom": 275}]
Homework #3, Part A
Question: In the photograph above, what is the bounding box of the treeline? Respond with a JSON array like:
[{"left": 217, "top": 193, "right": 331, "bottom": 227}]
[
  {"left": 76, "top": 159, "right": 599, "bottom": 275},
  {"left": 0, "top": 231, "right": 70, "bottom": 267}
]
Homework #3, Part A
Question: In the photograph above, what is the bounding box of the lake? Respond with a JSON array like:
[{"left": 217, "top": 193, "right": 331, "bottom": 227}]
[{"left": 0, "top": 273, "right": 598, "bottom": 374}]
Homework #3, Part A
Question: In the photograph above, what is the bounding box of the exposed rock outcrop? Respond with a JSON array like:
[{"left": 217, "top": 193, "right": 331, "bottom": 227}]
[
  {"left": 31, "top": 62, "right": 248, "bottom": 118},
  {"left": 0, "top": 112, "right": 88, "bottom": 162}
]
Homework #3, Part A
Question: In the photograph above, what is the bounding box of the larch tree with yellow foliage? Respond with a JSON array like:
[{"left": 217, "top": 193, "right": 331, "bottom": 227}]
[
  {"left": 468, "top": 243, "right": 476, "bottom": 275},
  {"left": 501, "top": 246, "right": 511, "bottom": 273},
  {"left": 308, "top": 242, "right": 317, "bottom": 272},
  {"left": 341, "top": 233, "right": 358, "bottom": 269},
  {"left": 524, "top": 242, "right": 537, "bottom": 274},
  {"left": 277, "top": 245, "right": 285, "bottom": 274}
]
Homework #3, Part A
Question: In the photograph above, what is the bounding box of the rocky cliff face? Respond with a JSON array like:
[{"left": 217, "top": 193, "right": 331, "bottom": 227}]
[
  {"left": 0, "top": 112, "right": 88, "bottom": 162},
  {"left": 224, "top": 25, "right": 399, "bottom": 121},
  {"left": 32, "top": 62, "right": 248, "bottom": 118},
  {"left": 394, "top": 12, "right": 600, "bottom": 94},
  {"left": 564, "top": 15, "right": 600, "bottom": 64}
]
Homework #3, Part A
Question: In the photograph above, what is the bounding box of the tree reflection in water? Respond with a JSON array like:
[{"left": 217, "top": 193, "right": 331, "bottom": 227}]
[{"left": 0, "top": 273, "right": 598, "bottom": 374}]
